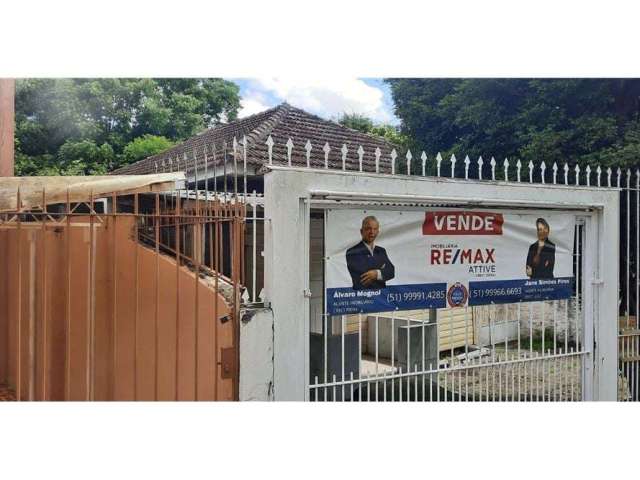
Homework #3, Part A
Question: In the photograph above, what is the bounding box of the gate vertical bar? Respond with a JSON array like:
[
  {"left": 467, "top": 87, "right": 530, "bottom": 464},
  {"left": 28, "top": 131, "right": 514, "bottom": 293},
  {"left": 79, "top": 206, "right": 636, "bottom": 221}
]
[
  {"left": 154, "top": 193, "right": 160, "bottom": 400},
  {"left": 65, "top": 189, "right": 71, "bottom": 400},
  {"left": 87, "top": 191, "right": 96, "bottom": 400},
  {"left": 194, "top": 154, "right": 200, "bottom": 400},
  {"left": 174, "top": 189, "right": 181, "bottom": 400},
  {"left": 16, "top": 189, "right": 22, "bottom": 401},
  {"left": 41, "top": 189, "right": 47, "bottom": 400},
  {"left": 111, "top": 192, "right": 117, "bottom": 400}
]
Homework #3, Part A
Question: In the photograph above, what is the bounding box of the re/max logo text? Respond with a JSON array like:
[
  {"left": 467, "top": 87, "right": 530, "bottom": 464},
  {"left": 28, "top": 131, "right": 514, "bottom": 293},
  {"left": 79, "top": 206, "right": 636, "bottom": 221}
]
[{"left": 430, "top": 248, "right": 496, "bottom": 265}]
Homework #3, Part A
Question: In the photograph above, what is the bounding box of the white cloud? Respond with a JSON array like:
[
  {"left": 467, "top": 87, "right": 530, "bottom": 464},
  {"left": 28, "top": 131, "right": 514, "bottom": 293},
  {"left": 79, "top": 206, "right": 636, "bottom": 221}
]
[
  {"left": 238, "top": 96, "right": 271, "bottom": 118},
  {"left": 242, "top": 78, "right": 395, "bottom": 124}
]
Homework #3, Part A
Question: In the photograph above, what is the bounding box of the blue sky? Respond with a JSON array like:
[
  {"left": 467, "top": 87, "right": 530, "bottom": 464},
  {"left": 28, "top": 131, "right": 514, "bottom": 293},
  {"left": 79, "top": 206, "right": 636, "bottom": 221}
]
[{"left": 230, "top": 78, "right": 399, "bottom": 125}]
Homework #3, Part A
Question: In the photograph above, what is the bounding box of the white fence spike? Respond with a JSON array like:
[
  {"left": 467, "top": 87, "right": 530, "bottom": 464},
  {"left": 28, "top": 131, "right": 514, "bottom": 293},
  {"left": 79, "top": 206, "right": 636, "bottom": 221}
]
[
  {"left": 323, "top": 142, "right": 330, "bottom": 169},
  {"left": 436, "top": 152, "right": 443, "bottom": 177},
  {"left": 516, "top": 159, "right": 522, "bottom": 182},
  {"left": 305, "top": 140, "right": 312, "bottom": 168},
  {"left": 406, "top": 149, "right": 412, "bottom": 175},
  {"left": 258, "top": 288, "right": 265, "bottom": 302},
  {"left": 341, "top": 144, "right": 348, "bottom": 171},
  {"left": 607, "top": 167, "right": 612, "bottom": 187},
  {"left": 241, "top": 289, "right": 250, "bottom": 303},
  {"left": 375, "top": 147, "right": 381, "bottom": 173},
  {"left": 286, "top": 137, "right": 294, "bottom": 166},
  {"left": 575, "top": 164, "right": 581, "bottom": 186},
  {"left": 490, "top": 157, "right": 496, "bottom": 181},
  {"left": 421, "top": 152, "right": 427, "bottom": 176},
  {"left": 478, "top": 156, "right": 484, "bottom": 180},
  {"left": 154, "top": 161, "right": 158, "bottom": 173},
  {"left": 391, "top": 149, "right": 397, "bottom": 175},
  {"left": 232, "top": 137, "right": 238, "bottom": 176},
  {"left": 450, "top": 154, "right": 457, "bottom": 179},
  {"left": 596, "top": 165, "right": 602, "bottom": 187},
  {"left": 564, "top": 163, "right": 569, "bottom": 185},
  {"left": 617, "top": 167, "right": 622, "bottom": 188},
  {"left": 243, "top": 135, "right": 248, "bottom": 180},
  {"left": 552, "top": 162, "right": 558, "bottom": 184},
  {"left": 528, "top": 160, "right": 534, "bottom": 183},
  {"left": 266, "top": 135, "right": 274, "bottom": 165},
  {"left": 637, "top": 169, "right": 640, "bottom": 189},
  {"left": 357, "top": 145, "right": 364, "bottom": 172},
  {"left": 503, "top": 158, "right": 509, "bottom": 181},
  {"left": 586, "top": 165, "right": 591, "bottom": 186},
  {"left": 540, "top": 161, "right": 546, "bottom": 184},
  {"left": 464, "top": 155, "right": 470, "bottom": 180}
]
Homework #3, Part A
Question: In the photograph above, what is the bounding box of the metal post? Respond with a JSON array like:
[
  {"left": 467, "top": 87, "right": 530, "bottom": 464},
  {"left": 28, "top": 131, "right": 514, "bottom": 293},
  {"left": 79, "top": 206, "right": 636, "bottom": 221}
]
[{"left": 0, "top": 79, "right": 15, "bottom": 177}]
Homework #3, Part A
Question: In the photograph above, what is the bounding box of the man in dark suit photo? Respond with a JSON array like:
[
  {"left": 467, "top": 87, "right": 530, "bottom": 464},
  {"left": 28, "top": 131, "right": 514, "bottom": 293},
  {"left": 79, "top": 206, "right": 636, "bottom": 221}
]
[
  {"left": 346, "top": 216, "right": 395, "bottom": 290},
  {"left": 525, "top": 217, "right": 556, "bottom": 279}
]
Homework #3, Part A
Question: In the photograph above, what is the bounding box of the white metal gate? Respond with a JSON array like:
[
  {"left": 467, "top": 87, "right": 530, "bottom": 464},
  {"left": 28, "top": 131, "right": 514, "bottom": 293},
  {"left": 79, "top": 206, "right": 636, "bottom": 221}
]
[
  {"left": 258, "top": 147, "right": 618, "bottom": 401},
  {"left": 308, "top": 208, "right": 592, "bottom": 402}
]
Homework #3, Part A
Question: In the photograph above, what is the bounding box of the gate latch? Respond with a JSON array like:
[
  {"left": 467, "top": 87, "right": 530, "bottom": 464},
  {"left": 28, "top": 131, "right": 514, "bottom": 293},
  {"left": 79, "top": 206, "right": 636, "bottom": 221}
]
[{"left": 220, "top": 348, "right": 237, "bottom": 379}]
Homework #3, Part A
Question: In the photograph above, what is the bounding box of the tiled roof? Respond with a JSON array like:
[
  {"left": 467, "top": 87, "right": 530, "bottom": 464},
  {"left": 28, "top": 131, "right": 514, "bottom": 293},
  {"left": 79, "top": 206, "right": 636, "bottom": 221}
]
[{"left": 112, "top": 103, "right": 399, "bottom": 175}]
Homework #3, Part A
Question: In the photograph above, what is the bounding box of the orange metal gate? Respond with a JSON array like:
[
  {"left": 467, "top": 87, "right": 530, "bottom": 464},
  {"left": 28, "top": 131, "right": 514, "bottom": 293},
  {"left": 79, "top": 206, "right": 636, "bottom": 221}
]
[{"left": 0, "top": 190, "right": 244, "bottom": 401}]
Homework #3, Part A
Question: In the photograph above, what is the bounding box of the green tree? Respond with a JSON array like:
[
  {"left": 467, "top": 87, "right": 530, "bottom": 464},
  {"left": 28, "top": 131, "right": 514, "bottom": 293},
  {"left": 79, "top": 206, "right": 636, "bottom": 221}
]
[
  {"left": 338, "top": 113, "right": 410, "bottom": 151},
  {"left": 386, "top": 78, "right": 640, "bottom": 171},
  {"left": 15, "top": 78, "right": 240, "bottom": 175},
  {"left": 122, "top": 135, "right": 175, "bottom": 166},
  {"left": 339, "top": 113, "right": 375, "bottom": 133}
]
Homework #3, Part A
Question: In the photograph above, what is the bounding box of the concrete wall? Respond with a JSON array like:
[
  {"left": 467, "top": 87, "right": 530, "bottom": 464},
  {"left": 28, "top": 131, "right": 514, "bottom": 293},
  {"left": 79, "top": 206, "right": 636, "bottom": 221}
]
[
  {"left": 239, "top": 307, "right": 273, "bottom": 401},
  {"left": 0, "top": 215, "right": 234, "bottom": 400}
]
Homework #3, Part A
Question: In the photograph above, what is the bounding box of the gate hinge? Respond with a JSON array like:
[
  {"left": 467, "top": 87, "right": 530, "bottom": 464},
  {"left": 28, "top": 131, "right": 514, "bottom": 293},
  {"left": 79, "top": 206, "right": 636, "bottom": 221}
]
[
  {"left": 303, "top": 289, "right": 313, "bottom": 298},
  {"left": 591, "top": 278, "right": 604, "bottom": 286},
  {"left": 219, "top": 347, "right": 237, "bottom": 379}
]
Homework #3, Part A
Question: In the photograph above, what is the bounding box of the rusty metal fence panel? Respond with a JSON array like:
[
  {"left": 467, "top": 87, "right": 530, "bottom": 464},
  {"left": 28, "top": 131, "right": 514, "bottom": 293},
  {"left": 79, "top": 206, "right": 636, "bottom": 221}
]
[{"left": 0, "top": 188, "right": 244, "bottom": 401}]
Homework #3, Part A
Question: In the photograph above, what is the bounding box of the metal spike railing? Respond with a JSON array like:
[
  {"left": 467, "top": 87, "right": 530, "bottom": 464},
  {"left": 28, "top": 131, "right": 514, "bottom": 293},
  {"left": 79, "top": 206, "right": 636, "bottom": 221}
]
[
  {"left": 151, "top": 137, "right": 621, "bottom": 210},
  {"left": 146, "top": 135, "right": 628, "bottom": 211}
]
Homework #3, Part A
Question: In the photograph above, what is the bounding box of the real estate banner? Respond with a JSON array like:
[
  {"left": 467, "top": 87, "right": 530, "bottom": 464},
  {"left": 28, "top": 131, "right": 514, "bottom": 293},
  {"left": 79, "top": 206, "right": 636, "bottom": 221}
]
[{"left": 325, "top": 208, "right": 575, "bottom": 315}]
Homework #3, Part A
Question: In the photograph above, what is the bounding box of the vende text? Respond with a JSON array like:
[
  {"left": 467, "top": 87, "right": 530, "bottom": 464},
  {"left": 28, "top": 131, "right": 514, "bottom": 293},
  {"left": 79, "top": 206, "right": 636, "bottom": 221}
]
[{"left": 423, "top": 211, "right": 504, "bottom": 235}]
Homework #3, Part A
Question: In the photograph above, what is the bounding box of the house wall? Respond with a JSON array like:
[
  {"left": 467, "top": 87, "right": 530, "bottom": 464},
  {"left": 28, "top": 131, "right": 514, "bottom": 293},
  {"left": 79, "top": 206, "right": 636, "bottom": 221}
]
[{"left": 0, "top": 215, "right": 234, "bottom": 400}]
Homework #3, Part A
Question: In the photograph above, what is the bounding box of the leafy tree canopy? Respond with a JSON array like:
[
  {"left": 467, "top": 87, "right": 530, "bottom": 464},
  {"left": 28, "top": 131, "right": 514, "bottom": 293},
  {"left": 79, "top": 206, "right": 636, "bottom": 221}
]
[
  {"left": 15, "top": 78, "right": 240, "bottom": 175},
  {"left": 385, "top": 79, "right": 640, "bottom": 170},
  {"left": 338, "top": 113, "right": 410, "bottom": 151},
  {"left": 122, "top": 135, "right": 175, "bottom": 165}
]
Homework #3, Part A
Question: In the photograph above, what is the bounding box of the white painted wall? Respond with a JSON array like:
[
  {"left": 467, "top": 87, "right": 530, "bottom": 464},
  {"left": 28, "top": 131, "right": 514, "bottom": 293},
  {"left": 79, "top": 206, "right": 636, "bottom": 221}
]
[
  {"left": 264, "top": 166, "right": 619, "bottom": 401},
  {"left": 239, "top": 307, "right": 274, "bottom": 401}
]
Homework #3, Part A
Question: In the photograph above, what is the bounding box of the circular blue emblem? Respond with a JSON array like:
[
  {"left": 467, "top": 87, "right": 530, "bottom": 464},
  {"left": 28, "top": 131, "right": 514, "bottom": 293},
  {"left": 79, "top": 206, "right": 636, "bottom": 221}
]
[{"left": 447, "top": 282, "right": 468, "bottom": 308}]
